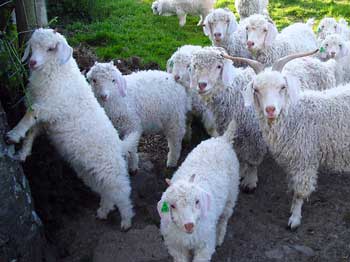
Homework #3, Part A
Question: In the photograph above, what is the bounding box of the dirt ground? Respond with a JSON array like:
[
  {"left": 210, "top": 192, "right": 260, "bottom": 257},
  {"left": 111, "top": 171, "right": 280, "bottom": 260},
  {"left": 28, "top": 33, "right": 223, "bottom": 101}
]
[
  {"left": 12, "top": 46, "right": 350, "bottom": 262},
  {"left": 23, "top": 133, "right": 350, "bottom": 262}
]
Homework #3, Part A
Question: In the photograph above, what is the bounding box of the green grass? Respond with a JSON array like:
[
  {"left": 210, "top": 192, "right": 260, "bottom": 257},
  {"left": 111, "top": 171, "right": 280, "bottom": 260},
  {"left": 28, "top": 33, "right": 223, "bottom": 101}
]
[{"left": 52, "top": 0, "right": 350, "bottom": 69}]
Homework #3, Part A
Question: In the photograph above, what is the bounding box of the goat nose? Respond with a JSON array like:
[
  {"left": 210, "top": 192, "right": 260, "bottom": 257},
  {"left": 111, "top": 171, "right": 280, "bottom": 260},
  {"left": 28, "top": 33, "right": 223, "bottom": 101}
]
[
  {"left": 184, "top": 223, "right": 194, "bottom": 232},
  {"left": 100, "top": 94, "right": 108, "bottom": 101},
  {"left": 174, "top": 75, "right": 180, "bottom": 81},
  {"left": 247, "top": 41, "right": 255, "bottom": 48},
  {"left": 29, "top": 60, "right": 37, "bottom": 68},
  {"left": 265, "top": 106, "right": 276, "bottom": 114},
  {"left": 198, "top": 82, "right": 207, "bottom": 91},
  {"left": 331, "top": 51, "right": 336, "bottom": 56},
  {"left": 214, "top": 32, "right": 222, "bottom": 38}
]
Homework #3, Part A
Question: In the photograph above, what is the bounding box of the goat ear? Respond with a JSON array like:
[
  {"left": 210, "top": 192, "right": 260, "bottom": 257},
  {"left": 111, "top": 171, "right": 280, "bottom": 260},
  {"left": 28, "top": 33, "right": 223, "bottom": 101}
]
[
  {"left": 115, "top": 70, "right": 127, "bottom": 97},
  {"left": 318, "top": 45, "right": 328, "bottom": 59},
  {"left": 200, "top": 190, "right": 211, "bottom": 219},
  {"left": 227, "top": 15, "right": 238, "bottom": 35},
  {"left": 203, "top": 15, "right": 211, "bottom": 37},
  {"left": 189, "top": 174, "right": 196, "bottom": 183},
  {"left": 222, "top": 59, "right": 235, "bottom": 85},
  {"left": 22, "top": 42, "right": 31, "bottom": 62},
  {"left": 335, "top": 24, "right": 342, "bottom": 34},
  {"left": 157, "top": 199, "right": 171, "bottom": 227},
  {"left": 166, "top": 59, "right": 173, "bottom": 73},
  {"left": 340, "top": 43, "right": 349, "bottom": 57},
  {"left": 242, "top": 81, "right": 255, "bottom": 107},
  {"left": 57, "top": 41, "right": 73, "bottom": 65},
  {"left": 265, "top": 22, "right": 278, "bottom": 47},
  {"left": 284, "top": 75, "right": 300, "bottom": 104},
  {"left": 190, "top": 70, "right": 197, "bottom": 89},
  {"left": 165, "top": 178, "right": 171, "bottom": 186}
]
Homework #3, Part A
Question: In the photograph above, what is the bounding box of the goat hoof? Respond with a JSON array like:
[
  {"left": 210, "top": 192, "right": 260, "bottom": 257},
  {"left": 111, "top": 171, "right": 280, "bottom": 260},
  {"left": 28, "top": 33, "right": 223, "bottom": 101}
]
[
  {"left": 129, "top": 170, "right": 138, "bottom": 176},
  {"left": 120, "top": 220, "right": 132, "bottom": 232},
  {"left": 241, "top": 185, "right": 256, "bottom": 194},
  {"left": 4, "top": 133, "right": 16, "bottom": 145}
]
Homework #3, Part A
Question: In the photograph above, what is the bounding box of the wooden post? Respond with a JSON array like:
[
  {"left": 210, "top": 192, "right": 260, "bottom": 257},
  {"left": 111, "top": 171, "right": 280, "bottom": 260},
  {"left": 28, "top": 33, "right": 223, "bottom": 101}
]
[{"left": 14, "top": 0, "right": 48, "bottom": 47}]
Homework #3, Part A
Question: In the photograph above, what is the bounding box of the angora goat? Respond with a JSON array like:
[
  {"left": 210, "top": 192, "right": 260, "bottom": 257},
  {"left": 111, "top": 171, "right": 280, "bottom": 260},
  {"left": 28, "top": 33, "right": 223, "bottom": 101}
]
[
  {"left": 189, "top": 47, "right": 268, "bottom": 192},
  {"left": 158, "top": 120, "right": 239, "bottom": 262},
  {"left": 244, "top": 14, "right": 317, "bottom": 66},
  {"left": 225, "top": 49, "right": 350, "bottom": 229},
  {"left": 87, "top": 62, "right": 190, "bottom": 170},
  {"left": 152, "top": 0, "right": 215, "bottom": 26},
  {"left": 167, "top": 45, "right": 218, "bottom": 137},
  {"left": 5, "top": 28, "right": 136, "bottom": 230}
]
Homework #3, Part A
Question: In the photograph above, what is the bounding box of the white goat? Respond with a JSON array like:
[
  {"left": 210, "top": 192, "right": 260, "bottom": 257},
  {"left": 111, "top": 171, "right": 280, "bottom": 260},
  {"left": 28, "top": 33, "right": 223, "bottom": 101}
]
[
  {"left": 151, "top": 0, "right": 215, "bottom": 27},
  {"left": 203, "top": 8, "right": 252, "bottom": 65},
  {"left": 5, "top": 28, "right": 135, "bottom": 230},
  {"left": 87, "top": 62, "right": 190, "bottom": 170},
  {"left": 318, "top": 34, "right": 350, "bottom": 84},
  {"left": 244, "top": 14, "right": 317, "bottom": 66},
  {"left": 235, "top": 0, "right": 269, "bottom": 20},
  {"left": 189, "top": 47, "right": 268, "bottom": 192},
  {"left": 226, "top": 50, "right": 350, "bottom": 229},
  {"left": 317, "top": 17, "right": 350, "bottom": 41},
  {"left": 167, "top": 45, "right": 218, "bottom": 137},
  {"left": 158, "top": 120, "right": 240, "bottom": 262}
]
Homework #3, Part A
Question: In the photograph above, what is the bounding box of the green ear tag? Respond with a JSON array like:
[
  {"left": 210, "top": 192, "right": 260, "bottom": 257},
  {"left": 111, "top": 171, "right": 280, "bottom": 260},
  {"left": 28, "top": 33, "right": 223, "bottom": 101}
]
[
  {"left": 320, "top": 47, "right": 325, "bottom": 53},
  {"left": 169, "top": 60, "right": 174, "bottom": 68},
  {"left": 161, "top": 202, "right": 169, "bottom": 213},
  {"left": 318, "top": 27, "right": 322, "bottom": 33}
]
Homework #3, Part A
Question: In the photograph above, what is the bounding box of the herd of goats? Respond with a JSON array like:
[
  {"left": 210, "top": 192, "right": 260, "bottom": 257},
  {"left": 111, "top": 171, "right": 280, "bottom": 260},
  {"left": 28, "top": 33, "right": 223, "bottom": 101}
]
[{"left": 4, "top": 0, "right": 350, "bottom": 261}]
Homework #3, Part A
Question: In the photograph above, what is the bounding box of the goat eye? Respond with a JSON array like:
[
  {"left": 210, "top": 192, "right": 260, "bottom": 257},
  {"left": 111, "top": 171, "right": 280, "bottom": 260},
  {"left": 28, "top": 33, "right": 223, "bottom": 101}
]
[
  {"left": 281, "top": 86, "right": 286, "bottom": 90},
  {"left": 246, "top": 27, "right": 249, "bottom": 31},
  {"left": 217, "top": 65, "right": 222, "bottom": 69},
  {"left": 170, "top": 204, "right": 176, "bottom": 209},
  {"left": 325, "top": 44, "right": 328, "bottom": 47},
  {"left": 195, "top": 200, "right": 200, "bottom": 205},
  {"left": 92, "top": 79, "right": 97, "bottom": 83},
  {"left": 339, "top": 44, "right": 342, "bottom": 48},
  {"left": 47, "top": 47, "right": 55, "bottom": 52},
  {"left": 263, "top": 29, "right": 268, "bottom": 32},
  {"left": 112, "top": 79, "right": 116, "bottom": 83}
]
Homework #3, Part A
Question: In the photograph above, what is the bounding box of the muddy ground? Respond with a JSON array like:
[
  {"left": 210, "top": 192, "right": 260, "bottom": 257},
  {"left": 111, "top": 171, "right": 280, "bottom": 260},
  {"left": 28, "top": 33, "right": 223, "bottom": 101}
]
[{"left": 7, "top": 45, "right": 350, "bottom": 262}]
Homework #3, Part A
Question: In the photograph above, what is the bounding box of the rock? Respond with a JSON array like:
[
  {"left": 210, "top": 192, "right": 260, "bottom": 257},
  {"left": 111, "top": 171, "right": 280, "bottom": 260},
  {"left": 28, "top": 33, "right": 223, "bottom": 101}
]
[
  {"left": 0, "top": 102, "right": 52, "bottom": 261},
  {"left": 265, "top": 248, "right": 284, "bottom": 259},
  {"left": 265, "top": 244, "right": 315, "bottom": 260},
  {"left": 291, "top": 245, "right": 315, "bottom": 257},
  {"left": 139, "top": 153, "right": 154, "bottom": 171},
  {"left": 93, "top": 225, "right": 169, "bottom": 262}
]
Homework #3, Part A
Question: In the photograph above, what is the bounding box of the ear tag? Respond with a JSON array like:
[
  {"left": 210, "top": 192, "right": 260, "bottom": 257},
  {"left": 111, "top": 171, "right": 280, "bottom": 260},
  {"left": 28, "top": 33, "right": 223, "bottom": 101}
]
[
  {"left": 319, "top": 47, "right": 325, "bottom": 53},
  {"left": 169, "top": 60, "right": 174, "bottom": 68},
  {"left": 318, "top": 27, "right": 322, "bottom": 33},
  {"left": 161, "top": 202, "right": 169, "bottom": 213}
]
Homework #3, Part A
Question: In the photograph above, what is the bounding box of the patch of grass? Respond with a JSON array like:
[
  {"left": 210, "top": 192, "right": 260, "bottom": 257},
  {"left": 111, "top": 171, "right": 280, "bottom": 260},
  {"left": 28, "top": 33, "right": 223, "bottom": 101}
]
[{"left": 49, "top": 0, "right": 350, "bottom": 69}]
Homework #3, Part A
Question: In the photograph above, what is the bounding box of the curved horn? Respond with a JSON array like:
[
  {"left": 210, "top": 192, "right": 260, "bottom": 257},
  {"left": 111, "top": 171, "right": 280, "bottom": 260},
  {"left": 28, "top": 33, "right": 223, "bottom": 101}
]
[
  {"left": 272, "top": 49, "right": 319, "bottom": 72},
  {"left": 221, "top": 54, "right": 264, "bottom": 74}
]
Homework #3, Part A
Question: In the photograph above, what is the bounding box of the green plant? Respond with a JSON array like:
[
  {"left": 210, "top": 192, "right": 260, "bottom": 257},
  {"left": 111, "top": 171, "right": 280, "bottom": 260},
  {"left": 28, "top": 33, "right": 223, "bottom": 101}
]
[{"left": 47, "top": 0, "right": 97, "bottom": 22}]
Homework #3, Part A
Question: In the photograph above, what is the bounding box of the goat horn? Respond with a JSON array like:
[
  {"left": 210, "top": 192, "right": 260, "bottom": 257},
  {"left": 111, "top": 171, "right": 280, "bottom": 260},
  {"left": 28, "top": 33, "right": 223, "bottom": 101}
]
[
  {"left": 221, "top": 54, "right": 265, "bottom": 74},
  {"left": 272, "top": 49, "right": 319, "bottom": 72}
]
